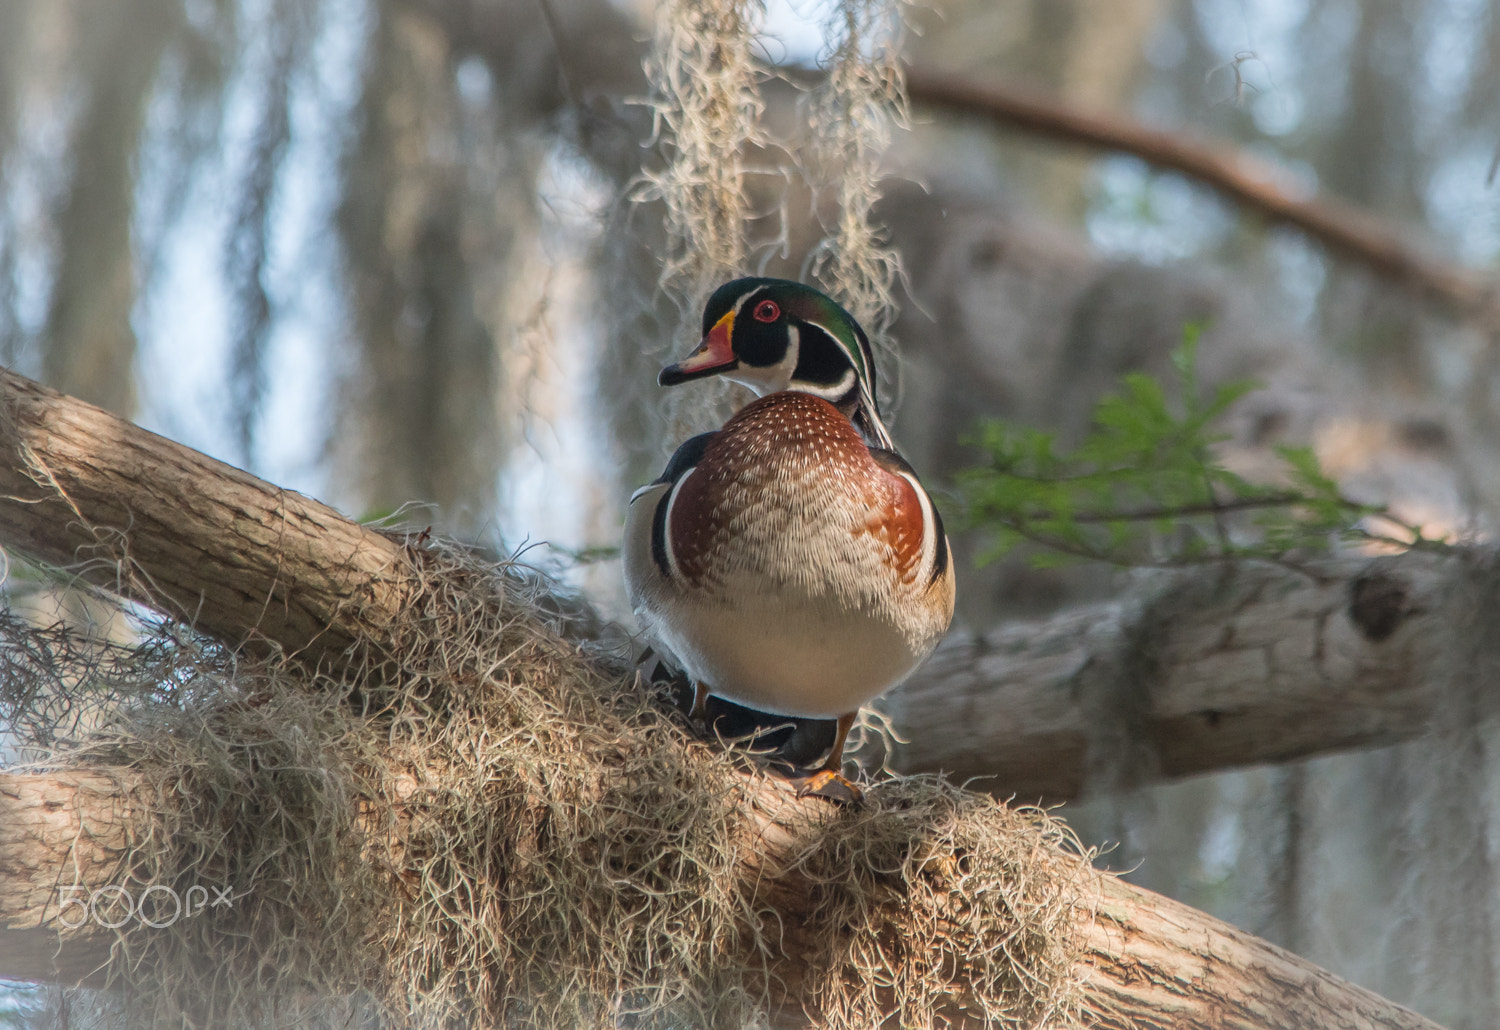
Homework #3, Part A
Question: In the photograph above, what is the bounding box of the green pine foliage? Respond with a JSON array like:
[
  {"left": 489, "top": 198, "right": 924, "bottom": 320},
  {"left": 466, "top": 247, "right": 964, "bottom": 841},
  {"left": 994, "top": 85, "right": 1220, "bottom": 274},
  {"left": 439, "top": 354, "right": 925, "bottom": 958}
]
[{"left": 956, "top": 328, "right": 1436, "bottom": 568}]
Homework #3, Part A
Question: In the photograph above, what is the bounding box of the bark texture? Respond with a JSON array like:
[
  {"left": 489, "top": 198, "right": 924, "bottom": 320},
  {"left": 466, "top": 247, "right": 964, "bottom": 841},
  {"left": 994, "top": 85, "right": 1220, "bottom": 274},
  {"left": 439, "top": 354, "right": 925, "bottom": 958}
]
[
  {"left": 0, "top": 772, "right": 128, "bottom": 983},
  {"left": 884, "top": 553, "right": 1460, "bottom": 800},
  {"left": 1081, "top": 872, "right": 1437, "bottom": 1030},
  {"left": 0, "top": 366, "right": 403, "bottom": 666}
]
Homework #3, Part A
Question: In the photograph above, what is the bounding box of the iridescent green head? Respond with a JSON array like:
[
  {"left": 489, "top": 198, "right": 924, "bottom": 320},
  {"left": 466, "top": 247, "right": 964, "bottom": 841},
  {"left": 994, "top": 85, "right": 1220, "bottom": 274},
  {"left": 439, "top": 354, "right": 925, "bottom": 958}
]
[{"left": 659, "top": 277, "right": 893, "bottom": 448}]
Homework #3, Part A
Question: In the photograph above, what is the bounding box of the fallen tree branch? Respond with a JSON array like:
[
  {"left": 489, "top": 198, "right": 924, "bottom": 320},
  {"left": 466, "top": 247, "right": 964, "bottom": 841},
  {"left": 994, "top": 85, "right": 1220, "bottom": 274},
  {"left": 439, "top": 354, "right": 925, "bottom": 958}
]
[
  {"left": 905, "top": 71, "right": 1496, "bottom": 317},
  {"left": 0, "top": 365, "right": 1453, "bottom": 1028},
  {"left": 883, "top": 550, "right": 1469, "bottom": 801}
]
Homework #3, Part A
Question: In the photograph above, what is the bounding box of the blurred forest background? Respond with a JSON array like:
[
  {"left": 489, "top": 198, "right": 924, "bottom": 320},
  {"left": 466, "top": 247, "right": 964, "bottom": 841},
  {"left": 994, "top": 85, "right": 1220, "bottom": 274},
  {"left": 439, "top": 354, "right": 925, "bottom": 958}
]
[{"left": 3, "top": 0, "right": 1500, "bottom": 1026}]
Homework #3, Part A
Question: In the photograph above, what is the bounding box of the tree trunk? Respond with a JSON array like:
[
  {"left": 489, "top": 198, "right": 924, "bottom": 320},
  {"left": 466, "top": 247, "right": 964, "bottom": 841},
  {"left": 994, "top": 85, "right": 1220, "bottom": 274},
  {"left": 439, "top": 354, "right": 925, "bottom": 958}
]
[{"left": 883, "top": 550, "right": 1465, "bottom": 800}]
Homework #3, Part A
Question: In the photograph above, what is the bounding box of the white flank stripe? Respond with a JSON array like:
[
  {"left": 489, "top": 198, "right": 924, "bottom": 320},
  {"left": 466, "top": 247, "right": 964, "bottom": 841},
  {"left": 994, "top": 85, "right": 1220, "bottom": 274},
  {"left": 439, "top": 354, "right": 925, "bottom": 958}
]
[
  {"left": 660, "top": 465, "right": 696, "bottom": 581},
  {"left": 898, "top": 469, "right": 938, "bottom": 584}
]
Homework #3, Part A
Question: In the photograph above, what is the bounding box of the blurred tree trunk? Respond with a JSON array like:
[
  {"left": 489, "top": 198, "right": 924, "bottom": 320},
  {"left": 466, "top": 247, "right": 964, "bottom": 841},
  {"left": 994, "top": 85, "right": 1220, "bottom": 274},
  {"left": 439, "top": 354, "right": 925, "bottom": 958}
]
[
  {"left": 42, "top": 0, "right": 182, "bottom": 416},
  {"left": 0, "top": 2, "right": 31, "bottom": 364},
  {"left": 334, "top": 6, "right": 505, "bottom": 532}
]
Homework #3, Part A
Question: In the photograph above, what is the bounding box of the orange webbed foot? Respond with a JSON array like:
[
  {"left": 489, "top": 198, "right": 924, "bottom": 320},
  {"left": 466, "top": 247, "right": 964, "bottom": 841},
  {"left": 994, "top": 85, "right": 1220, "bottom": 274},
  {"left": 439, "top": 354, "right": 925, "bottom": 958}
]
[
  {"left": 795, "top": 768, "right": 863, "bottom": 804},
  {"left": 793, "top": 710, "right": 862, "bottom": 803}
]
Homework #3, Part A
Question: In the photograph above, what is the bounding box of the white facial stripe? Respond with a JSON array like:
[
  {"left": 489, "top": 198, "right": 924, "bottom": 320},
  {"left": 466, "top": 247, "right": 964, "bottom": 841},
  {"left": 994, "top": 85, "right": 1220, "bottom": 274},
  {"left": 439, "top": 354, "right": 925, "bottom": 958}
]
[
  {"left": 725, "top": 321, "right": 799, "bottom": 397},
  {"left": 789, "top": 366, "right": 856, "bottom": 401},
  {"left": 896, "top": 469, "right": 938, "bottom": 585},
  {"left": 659, "top": 466, "right": 695, "bottom": 580},
  {"left": 865, "top": 390, "right": 891, "bottom": 441}
]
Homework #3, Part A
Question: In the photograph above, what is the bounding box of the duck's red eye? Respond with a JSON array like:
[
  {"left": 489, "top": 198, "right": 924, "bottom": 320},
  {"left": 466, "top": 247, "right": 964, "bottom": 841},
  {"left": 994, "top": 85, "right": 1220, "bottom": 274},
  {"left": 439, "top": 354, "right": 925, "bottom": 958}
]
[{"left": 752, "top": 299, "right": 780, "bottom": 322}]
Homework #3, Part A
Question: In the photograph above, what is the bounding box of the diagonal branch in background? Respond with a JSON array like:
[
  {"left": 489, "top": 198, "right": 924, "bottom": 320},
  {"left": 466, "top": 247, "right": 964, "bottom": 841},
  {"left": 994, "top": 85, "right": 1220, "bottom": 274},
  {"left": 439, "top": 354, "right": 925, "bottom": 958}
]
[
  {"left": 389, "top": 0, "right": 1487, "bottom": 318},
  {"left": 0, "top": 369, "right": 1449, "bottom": 1028},
  {"left": 882, "top": 549, "right": 1471, "bottom": 801},
  {"left": 905, "top": 71, "right": 1496, "bottom": 317}
]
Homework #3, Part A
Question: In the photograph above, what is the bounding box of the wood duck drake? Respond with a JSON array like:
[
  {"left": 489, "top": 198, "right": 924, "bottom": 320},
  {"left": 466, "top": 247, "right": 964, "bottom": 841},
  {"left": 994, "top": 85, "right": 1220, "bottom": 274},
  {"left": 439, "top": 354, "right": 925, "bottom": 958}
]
[{"left": 624, "top": 277, "right": 955, "bottom": 799}]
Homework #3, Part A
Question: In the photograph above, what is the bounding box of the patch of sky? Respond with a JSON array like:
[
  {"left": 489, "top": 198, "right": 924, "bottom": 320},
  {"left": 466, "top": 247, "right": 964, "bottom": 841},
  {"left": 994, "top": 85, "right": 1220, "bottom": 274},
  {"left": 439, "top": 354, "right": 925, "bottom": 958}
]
[
  {"left": 133, "top": 122, "right": 237, "bottom": 463},
  {"left": 1198, "top": 797, "right": 1244, "bottom": 882},
  {"left": 536, "top": 139, "right": 614, "bottom": 239},
  {"left": 1265, "top": 227, "right": 1325, "bottom": 326},
  {"left": 757, "top": 0, "right": 833, "bottom": 67},
  {"left": 497, "top": 266, "right": 608, "bottom": 574},
  {"left": 1424, "top": 144, "right": 1500, "bottom": 266},
  {"left": 1195, "top": 0, "right": 1308, "bottom": 67},
  {"left": 1296, "top": 0, "right": 1357, "bottom": 121},
  {"left": 134, "top": 0, "right": 369, "bottom": 501},
  {"left": 498, "top": 140, "right": 617, "bottom": 577},
  {"left": 1194, "top": 0, "right": 1306, "bottom": 122},
  {"left": 182, "top": 0, "right": 222, "bottom": 35},
  {"left": 1416, "top": 0, "right": 1485, "bottom": 137},
  {"left": 3, "top": 48, "right": 81, "bottom": 365},
  {"left": 131, "top": 54, "right": 199, "bottom": 275},
  {"left": 1086, "top": 155, "right": 1233, "bottom": 264},
  {"left": 1250, "top": 83, "right": 1303, "bottom": 137},
  {"left": 456, "top": 55, "right": 493, "bottom": 108},
  {"left": 250, "top": 0, "right": 370, "bottom": 496}
]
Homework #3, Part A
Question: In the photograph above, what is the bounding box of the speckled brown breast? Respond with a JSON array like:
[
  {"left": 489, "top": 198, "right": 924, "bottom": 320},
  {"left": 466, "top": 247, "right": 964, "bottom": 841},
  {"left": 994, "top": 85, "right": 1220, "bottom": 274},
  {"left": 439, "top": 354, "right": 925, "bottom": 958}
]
[{"left": 667, "top": 391, "right": 927, "bottom": 598}]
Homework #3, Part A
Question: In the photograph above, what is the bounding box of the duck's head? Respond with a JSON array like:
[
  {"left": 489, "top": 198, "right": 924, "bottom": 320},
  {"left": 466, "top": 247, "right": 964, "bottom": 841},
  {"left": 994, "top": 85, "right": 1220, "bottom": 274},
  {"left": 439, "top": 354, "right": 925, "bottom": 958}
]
[{"left": 659, "top": 277, "right": 893, "bottom": 448}]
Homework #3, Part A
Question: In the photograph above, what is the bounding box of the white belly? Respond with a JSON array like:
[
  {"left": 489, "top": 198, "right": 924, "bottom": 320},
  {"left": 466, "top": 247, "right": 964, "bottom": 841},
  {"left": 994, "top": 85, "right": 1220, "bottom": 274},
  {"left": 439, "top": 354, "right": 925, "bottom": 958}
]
[{"left": 651, "top": 591, "right": 922, "bottom": 718}]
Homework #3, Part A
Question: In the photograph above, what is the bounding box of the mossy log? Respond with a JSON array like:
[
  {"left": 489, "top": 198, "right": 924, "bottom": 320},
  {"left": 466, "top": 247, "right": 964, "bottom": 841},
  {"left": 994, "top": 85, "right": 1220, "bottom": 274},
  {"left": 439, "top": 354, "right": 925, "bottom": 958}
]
[
  {"left": 0, "top": 366, "right": 1446, "bottom": 1028},
  {"left": 0, "top": 764, "right": 1441, "bottom": 1029}
]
